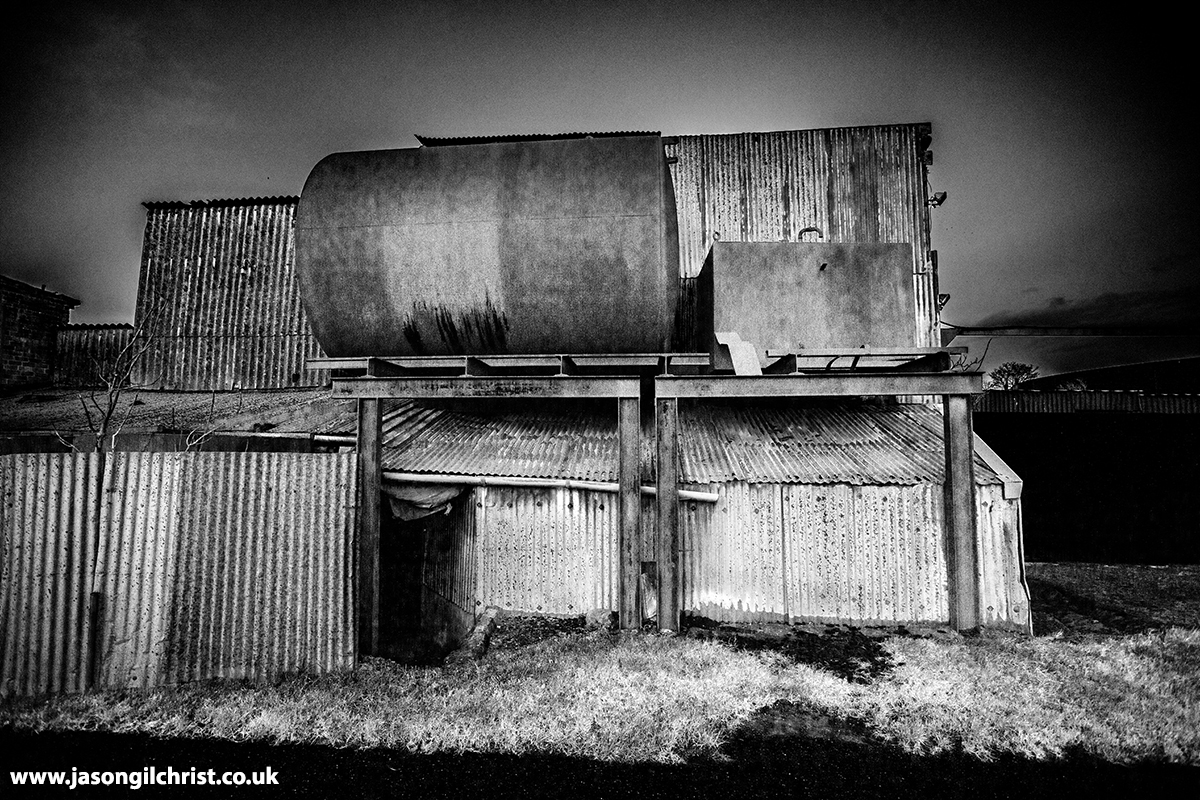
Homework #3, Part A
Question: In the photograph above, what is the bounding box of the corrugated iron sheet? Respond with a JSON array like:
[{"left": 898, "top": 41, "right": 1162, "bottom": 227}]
[
  {"left": 382, "top": 403, "right": 619, "bottom": 481},
  {"left": 680, "top": 403, "right": 1002, "bottom": 486},
  {"left": 473, "top": 486, "right": 619, "bottom": 615},
  {"left": 1, "top": 454, "right": 101, "bottom": 697},
  {"left": 133, "top": 199, "right": 329, "bottom": 390},
  {"left": 93, "top": 452, "right": 357, "bottom": 689},
  {"left": 976, "top": 390, "right": 1200, "bottom": 415},
  {"left": 163, "top": 453, "right": 356, "bottom": 684},
  {"left": 54, "top": 325, "right": 134, "bottom": 387},
  {"left": 976, "top": 484, "right": 1031, "bottom": 632},
  {"left": 669, "top": 127, "right": 939, "bottom": 347}
]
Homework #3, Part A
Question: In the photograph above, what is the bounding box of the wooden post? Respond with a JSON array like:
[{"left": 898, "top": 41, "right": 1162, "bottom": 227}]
[
  {"left": 656, "top": 397, "right": 679, "bottom": 632},
  {"left": 617, "top": 396, "right": 640, "bottom": 630},
  {"left": 357, "top": 398, "right": 382, "bottom": 656},
  {"left": 943, "top": 394, "right": 979, "bottom": 631}
]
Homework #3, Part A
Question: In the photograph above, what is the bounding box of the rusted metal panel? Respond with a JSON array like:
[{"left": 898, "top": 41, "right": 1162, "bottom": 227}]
[
  {"left": 474, "top": 486, "right": 618, "bottom": 615},
  {"left": 422, "top": 494, "right": 477, "bottom": 623},
  {"left": 0, "top": 453, "right": 100, "bottom": 697},
  {"left": 162, "top": 452, "right": 357, "bottom": 684},
  {"left": 783, "top": 483, "right": 948, "bottom": 625},
  {"left": 134, "top": 199, "right": 329, "bottom": 390},
  {"left": 53, "top": 325, "right": 134, "bottom": 387},
  {"left": 90, "top": 452, "right": 356, "bottom": 690},
  {"left": 668, "top": 126, "right": 938, "bottom": 347},
  {"left": 93, "top": 453, "right": 182, "bottom": 690},
  {"left": 679, "top": 403, "right": 1003, "bottom": 486},
  {"left": 681, "top": 483, "right": 786, "bottom": 623},
  {"left": 975, "top": 484, "right": 1031, "bottom": 632}
]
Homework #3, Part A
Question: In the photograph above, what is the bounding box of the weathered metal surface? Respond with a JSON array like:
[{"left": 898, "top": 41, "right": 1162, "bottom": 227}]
[
  {"left": 678, "top": 403, "right": 1002, "bottom": 486},
  {"left": 333, "top": 377, "right": 641, "bottom": 399},
  {"left": 701, "top": 242, "right": 917, "bottom": 350},
  {"left": 53, "top": 325, "right": 134, "bottom": 387},
  {"left": 668, "top": 126, "right": 939, "bottom": 347},
  {"left": 473, "top": 486, "right": 619, "bottom": 615},
  {"left": 420, "top": 493, "right": 478, "bottom": 648},
  {"left": 134, "top": 198, "right": 329, "bottom": 390},
  {"left": 781, "top": 483, "right": 949, "bottom": 625},
  {"left": 656, "top": 374, "right": 981, "bottom": 399},
  {"left": 976, "top": 484, "right": 1031, "bottom": 633},
  {"left": 161, "top": 453, "right": 356, "bottom": 685},
  {"left": 1, "top": 453, "right": 100, "bottom": 697},
  {"left": 975, "top": 390, "right": 1200, "bottom": 415},
  {"left": 295, "top": 136, "right": 678, "bottom": 357},
  {"left": 93, "top": 452, "right": 182, "bottom": 689},
  {"left": 381, "top": 402, "right": 620, "bottom": 481},
  {"left": 84, "top": 452, "right": 356, "bottom": 690}
]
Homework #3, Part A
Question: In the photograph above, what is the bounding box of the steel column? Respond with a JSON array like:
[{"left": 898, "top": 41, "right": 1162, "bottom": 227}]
[
  {"left": 943, "top": 394, "right": 979, "bottom": 631},
  {"left": 656, "top": 398, "right": 679, "bottom": 632},
  {"left": 618, "top": 397, "right": 641, "bottom": 630},
  {"left": 356, "top": 398, "right": 382, "bottom": 655}
]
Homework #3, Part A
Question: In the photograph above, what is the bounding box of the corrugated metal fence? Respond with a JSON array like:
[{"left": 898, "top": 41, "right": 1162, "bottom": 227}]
[{"left": 1, "top": 451, "right": 356, "bottom": 698}]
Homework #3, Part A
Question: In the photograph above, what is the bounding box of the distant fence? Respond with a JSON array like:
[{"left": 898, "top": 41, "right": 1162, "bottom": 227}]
[
  {"left": 54, "top": 325, "right": 134, "bottom": 387},
  {"left": 1, "top": 451, "right": 357, "bottom": 698}
]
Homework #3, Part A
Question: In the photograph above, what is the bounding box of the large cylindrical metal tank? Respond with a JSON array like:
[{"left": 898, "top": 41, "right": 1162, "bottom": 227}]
[{"left": 295, "top": 135, "right": 679, "bottom": 357}]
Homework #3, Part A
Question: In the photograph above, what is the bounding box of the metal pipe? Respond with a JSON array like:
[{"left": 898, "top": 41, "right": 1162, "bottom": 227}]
[{"left": 381, "top": 470, "right": 719, "bottom": 503}]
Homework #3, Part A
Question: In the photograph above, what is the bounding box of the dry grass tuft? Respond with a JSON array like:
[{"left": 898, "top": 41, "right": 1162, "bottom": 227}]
[{"left": 4, "top": 626, "right": 1198, "bottom": 765}]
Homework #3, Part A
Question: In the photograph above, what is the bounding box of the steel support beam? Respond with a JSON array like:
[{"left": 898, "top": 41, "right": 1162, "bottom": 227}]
[
  {"left": 943, "top": 395, "right": 979, "bottom": 631},
  {"left": 618, "top": 397, "right": 641, "bottom": 630},
  {"left": 356, "top": 398, "right": 382, "bottom": 657},
  {"left": 332, "top": 376, "right": 641, "bottom": 399},
  {"left": 656, "top": 397, "right": 679, "bottom": 633},
  {"left": 655, "top": 373, "right": 981, "bottom": 398}
]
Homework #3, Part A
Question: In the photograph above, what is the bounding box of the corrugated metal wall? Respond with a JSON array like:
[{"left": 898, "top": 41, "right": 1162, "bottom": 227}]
[
  {"left": 134, "top": 199, "right": 328, "bottom": 390},
  {"left": 54, "top": 325, "right": 134, "bottom": 387},
  {"left": 473, "top": 486, "right": 619, "bottom": 615},
  {"left": 976, "top": 484, "right": 1031, "bottom": 631},
  {"left": 1, "top": 454, "right": 101, "bottom": 698},
  {"left": 421, "top": 491, "right": 479, "bottom": 646},
  {"left": 669, "top": 127, "right": 939, "bottom": 347},
  {"left": 432, "top": 479, "right": 1024, "bottom": 630},
  {"left": 0, "top": 452, "right": 356, "bottom": 697}
]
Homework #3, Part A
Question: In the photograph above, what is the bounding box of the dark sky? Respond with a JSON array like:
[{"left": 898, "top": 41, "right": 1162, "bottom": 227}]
[{"left": 3, "top": 0, "right": 1197, "bottom": 376}]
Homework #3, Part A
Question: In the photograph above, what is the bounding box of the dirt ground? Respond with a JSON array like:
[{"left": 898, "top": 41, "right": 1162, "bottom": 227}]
[{"left": 1025, "top": 562, "right": 1200, "bottom": 637}]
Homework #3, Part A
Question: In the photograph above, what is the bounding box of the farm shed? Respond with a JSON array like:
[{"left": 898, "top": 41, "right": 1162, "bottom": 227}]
[
  {"left": 1, "top": 274, "right": 80, "bottom": 390},
  {"left": 359, "top": 396, "right": 1030, "bottom": 656}
]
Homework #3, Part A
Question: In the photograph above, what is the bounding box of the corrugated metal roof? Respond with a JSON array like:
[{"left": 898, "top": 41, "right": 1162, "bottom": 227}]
[
  {"left": 140, "top": 196, "right": 299, "bottom": 209},
  {"left": 376, "top": 401, "right": 1002, "bottom": 486},
  {"left": 415, "top": 132, "right": 659, "bottom": 147}
]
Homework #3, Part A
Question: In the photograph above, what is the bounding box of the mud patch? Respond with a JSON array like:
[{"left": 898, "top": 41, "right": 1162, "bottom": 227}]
[
  {"left": 685, "top": 620, "right": 895, "bottom": 684},
  {"left": 489, "top": 614, "right": 588, "bottom": 651},
  {"left": 726, "top": 699, "right": 869, "bottom": 747}
]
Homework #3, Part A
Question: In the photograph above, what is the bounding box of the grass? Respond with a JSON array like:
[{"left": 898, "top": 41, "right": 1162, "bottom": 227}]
[
  {"left": 4, "top": 626, "right": 1199, "bottom": 765},
  {"left": 5, "top": 563, "right": 1200, "bottom": 766}
]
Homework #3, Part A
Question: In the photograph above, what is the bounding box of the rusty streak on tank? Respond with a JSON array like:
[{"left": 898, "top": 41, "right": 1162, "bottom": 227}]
[{"left": 295, "top": 135, "right": 679, "bottom": 357}]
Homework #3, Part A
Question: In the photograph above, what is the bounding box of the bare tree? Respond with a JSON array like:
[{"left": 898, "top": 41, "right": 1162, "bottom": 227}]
[{"left": 987, "top": 361, "right": 1040, "bottom": 390}]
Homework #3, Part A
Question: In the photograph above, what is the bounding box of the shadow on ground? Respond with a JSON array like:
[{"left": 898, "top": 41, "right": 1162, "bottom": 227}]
[{"left": 3, "top": 728, "right": 1194, "bottom": 798}]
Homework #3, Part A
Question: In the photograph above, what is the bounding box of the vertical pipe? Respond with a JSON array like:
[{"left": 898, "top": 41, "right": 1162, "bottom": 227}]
[
  {"left": 656, "top": 397, "right": 679, "bottom": 632},
  {"left": 943, "top": 395, "right": 979, "bottom": 631},
  {"left": 357, "top": 399, "right": 382, "bottom": 656},
  {"left": 617, "top": 396, "right": 640, "bottom": 630}
]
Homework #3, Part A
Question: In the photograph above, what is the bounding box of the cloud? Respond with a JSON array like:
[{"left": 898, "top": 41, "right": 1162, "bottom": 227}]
[{"left": 975, "top": 283, "right": 1200, "bottom": 328}]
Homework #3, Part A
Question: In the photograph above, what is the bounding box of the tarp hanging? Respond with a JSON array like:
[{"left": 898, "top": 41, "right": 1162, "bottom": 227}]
[{"left": 382, "top": 481, "right": 464, "bottom": 521}]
